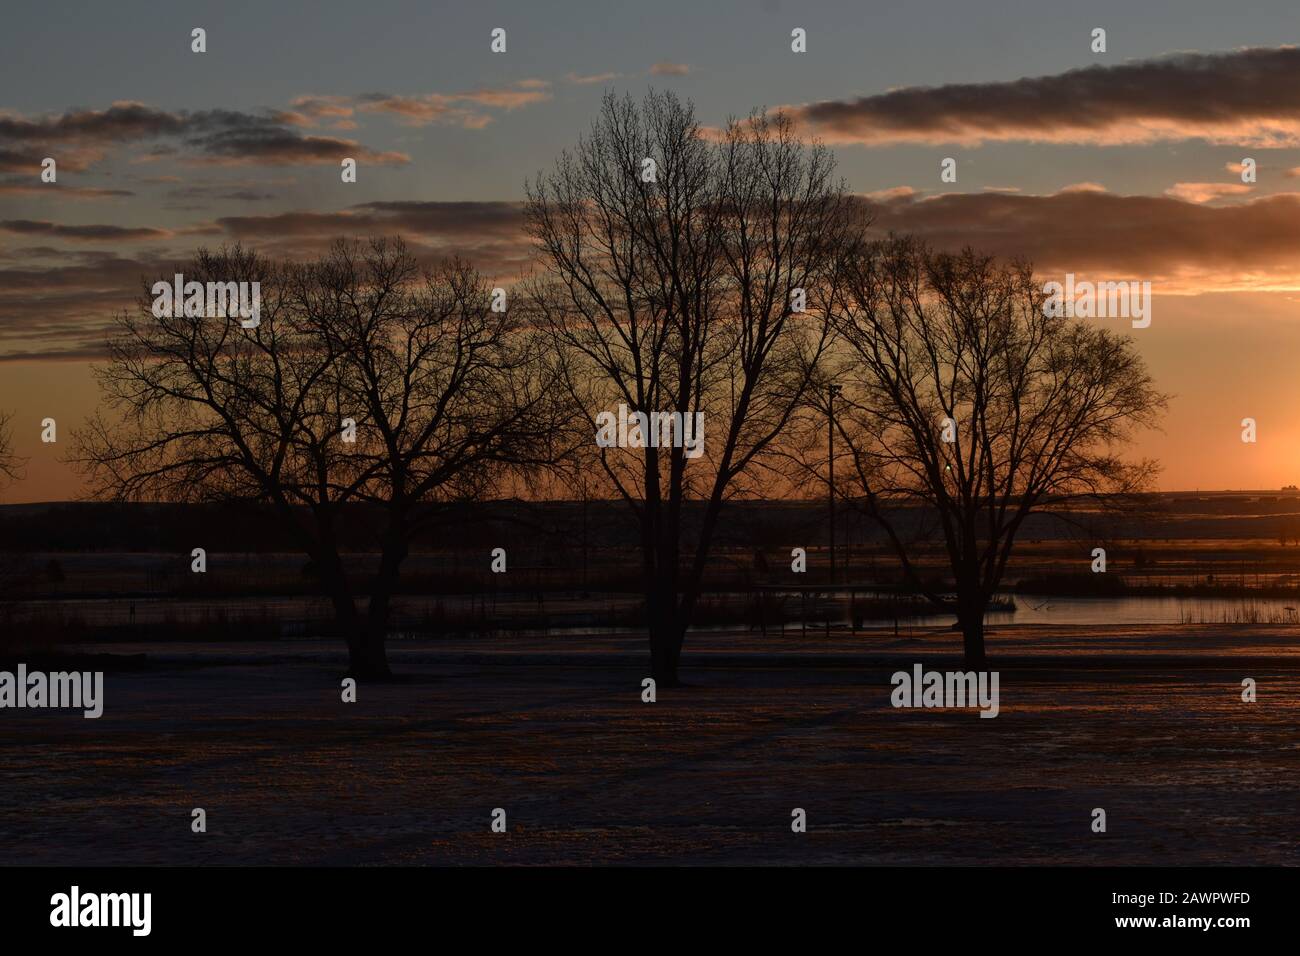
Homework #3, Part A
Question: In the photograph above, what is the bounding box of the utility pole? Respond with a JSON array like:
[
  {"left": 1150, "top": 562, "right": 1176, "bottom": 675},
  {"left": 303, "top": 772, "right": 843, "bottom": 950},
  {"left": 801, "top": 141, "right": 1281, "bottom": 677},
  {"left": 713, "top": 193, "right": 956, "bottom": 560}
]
[
  {"left": 828, "top": 383, "right": 842, "bottom": 586},
  {"left": 580, "top": 477, "right": 589, "bottom": 594}
]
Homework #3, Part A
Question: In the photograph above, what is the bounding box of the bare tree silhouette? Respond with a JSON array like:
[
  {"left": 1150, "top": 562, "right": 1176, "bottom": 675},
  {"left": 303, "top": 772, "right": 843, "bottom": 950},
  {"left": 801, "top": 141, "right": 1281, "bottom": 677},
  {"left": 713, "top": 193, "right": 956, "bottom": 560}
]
[
  {"left": 0, "top": 412, "right": 24, "bottom": 620},
  {"left": 807, "top": 237, "right": 1167, "bottom": 664},
  {"left": 0, "top": 411, "right": 22, "bottom": 490},
  {"left": 525, "top": 90, "right": 860, "bottom": 684},
  {"left": 74, "top": 239, "right": 559, "bottom": 677}
]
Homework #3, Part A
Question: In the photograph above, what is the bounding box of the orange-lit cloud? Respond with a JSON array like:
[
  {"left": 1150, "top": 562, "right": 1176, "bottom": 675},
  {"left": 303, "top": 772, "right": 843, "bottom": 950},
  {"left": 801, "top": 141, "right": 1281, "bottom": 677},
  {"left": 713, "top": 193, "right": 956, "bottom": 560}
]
[
  {"left": 352, "top": 83, "right": 552, "bottom": 127},
  {"left": 860, "top": 185, "right": 918, "bottom": 202},
  {"left": 288, "top": 95, "right": 356, "bottom": 120},
  {"left": 566, "top": 72, "right": 620, "bottom": 85},
  {"left": 18, "top": 185, "right": 1300, "bottom": 363},
  {"left": 858, "top": 187, "right": 1300, "bottom": 291},
  {"left": 1163, "top": 182, "right": 1253, "bottom": 203}
]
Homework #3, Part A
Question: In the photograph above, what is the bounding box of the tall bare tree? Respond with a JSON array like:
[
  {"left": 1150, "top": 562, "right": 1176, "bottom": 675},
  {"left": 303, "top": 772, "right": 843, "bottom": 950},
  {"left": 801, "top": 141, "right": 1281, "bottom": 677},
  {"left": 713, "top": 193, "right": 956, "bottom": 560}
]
[
  {"left": 816, "top": 237, "right": 1166, "bottom": 664},
  {"left": 525, "top": 90, "right": 860, "bottom": 684},
  {"left": 74, "top": 239, "right": 558, "bottom": 677}
]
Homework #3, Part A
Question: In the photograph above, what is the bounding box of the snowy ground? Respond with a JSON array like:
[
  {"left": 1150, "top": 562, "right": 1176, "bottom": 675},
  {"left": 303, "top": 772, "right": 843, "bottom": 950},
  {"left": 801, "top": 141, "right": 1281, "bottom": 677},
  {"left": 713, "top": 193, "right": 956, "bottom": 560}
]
[{"left": 3, "top": 624, "right": 1298, "bottom": 865}]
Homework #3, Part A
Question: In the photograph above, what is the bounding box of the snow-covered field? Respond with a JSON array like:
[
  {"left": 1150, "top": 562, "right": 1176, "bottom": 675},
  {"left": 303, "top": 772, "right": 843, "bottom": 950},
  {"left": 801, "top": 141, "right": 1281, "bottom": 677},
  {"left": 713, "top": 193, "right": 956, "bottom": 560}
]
[{"left": 3, "top": 625, "right": 1298, "bottom": 865}]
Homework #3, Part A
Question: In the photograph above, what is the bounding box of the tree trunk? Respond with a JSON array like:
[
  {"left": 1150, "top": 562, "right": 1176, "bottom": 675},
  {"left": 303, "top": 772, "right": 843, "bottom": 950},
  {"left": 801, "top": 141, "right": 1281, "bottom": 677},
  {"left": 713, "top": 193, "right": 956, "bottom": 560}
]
[
  {"left": 649, "top": 633, "right": 676, "bottom": 686},
  {"left": 642, "top": 506, "right": 686, "bottom": 685},
  {"left": 647, "top": 589, "right": 683, "bottom": 686},
  {"left": 351, "top": 525, "right": 406, "bottom": 681},
  {"left": 348, "top": 622, "right": 392, "bottom": 680},
  {"left": 314, "top": 547, "right": 395, "bottom": 680},
  {"left": 957, "top": 592, "right": 987, "bottom": 667},
  {"left": 644, "top": 572, "right": 686, "bottom": 686}
]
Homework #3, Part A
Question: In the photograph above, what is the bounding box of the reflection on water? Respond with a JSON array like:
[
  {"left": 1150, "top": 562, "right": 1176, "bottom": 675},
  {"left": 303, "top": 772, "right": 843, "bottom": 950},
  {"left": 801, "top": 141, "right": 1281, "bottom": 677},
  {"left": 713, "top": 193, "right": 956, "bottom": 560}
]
[{"left": 915, "top": 595, "right": 1300, "bottom": 627}]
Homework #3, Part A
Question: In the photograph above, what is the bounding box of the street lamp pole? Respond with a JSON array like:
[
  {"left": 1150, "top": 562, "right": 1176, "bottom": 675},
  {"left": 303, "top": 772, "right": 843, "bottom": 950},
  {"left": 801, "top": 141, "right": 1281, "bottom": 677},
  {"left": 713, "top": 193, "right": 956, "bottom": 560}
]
[{"left": 828, "top": 383, "right": 842, "bottom": 586}]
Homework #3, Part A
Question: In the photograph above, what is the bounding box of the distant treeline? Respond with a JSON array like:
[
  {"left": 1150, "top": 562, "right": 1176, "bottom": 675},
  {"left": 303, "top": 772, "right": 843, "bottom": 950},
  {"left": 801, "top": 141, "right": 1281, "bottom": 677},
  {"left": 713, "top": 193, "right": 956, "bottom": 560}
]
[
  {"left": 0, "top": 498, "right": 1109, "bottom": 555},
  {"left": 0, "top": 499, "right": 826, "bottom": 555},
  {"left": 7, "top": 496, "right": 1300, "bottom": 557}
]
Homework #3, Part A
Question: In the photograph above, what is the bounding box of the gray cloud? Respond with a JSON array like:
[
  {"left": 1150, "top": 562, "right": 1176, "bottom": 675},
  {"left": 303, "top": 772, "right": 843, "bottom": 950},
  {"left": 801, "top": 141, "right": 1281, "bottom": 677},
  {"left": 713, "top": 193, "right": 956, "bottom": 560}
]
[
  {"left": 792, "top": 47, "right": 1300, "bottom": 146},
  {"left": 0, "top": 219, "right": 171, "bottom": 241},
  {"left": 0, "top": 101, "right": 409, "bottom": 169}
]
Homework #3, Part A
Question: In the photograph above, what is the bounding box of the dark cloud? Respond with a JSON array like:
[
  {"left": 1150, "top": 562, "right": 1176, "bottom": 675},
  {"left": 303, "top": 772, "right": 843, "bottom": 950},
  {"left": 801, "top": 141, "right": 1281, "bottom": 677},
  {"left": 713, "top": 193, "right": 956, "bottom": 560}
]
[
  {"left": 214, "top": 200, "right": 523, "bottom": 241},
  {"left": 348, "top": 200, "right": 523, "bottom": 237},
  {"left": 11, "top": 185, "right": 1300, "bottom": 360},
  {"left": 0, "top": 219, "right": 171, "bottom": 241},
  {"left": 0, "top": 102, "right": 186, "bottom": 143},
  {"left": 0, "top": 101, "right": 409, "bottom": 169},
  {"left": 181, "top": 121, "right": 407, "bottom": 167},
  {"left": 0, "top": 178, "right": 132, "bottom": 199},
  {"left": 210, "top": 201, "right": 532, "bottom": 277},
  {"left": 0, "top": 251, "right": 176, "bottom": 359},
  {"left": 0, "top": 202, "right": 533, "bottom": 359},
  {"left": 0, "top": 148, "right": 41, "bottom": 173},
  {"left": 0, "top": 146, "right": 103, "bottom": 173},
  {"left": 212, "top": 210, "right": 367, "bottom": 238},
  {"left": 858, "top": 187, "right": 1300, "bottom": 288},
  {"left": 165, "top": 185, "right": 276, "bottom": 203},
  {"left": 791, "top": 47, "right": 1300, "bottom": 146}
]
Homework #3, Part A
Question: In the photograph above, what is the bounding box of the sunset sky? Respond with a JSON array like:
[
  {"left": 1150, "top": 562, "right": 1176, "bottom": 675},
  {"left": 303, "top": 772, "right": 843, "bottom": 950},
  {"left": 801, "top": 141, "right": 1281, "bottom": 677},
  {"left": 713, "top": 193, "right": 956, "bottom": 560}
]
[{"left": 4, "top": 0, "right": 1300, "bottom": 501}]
